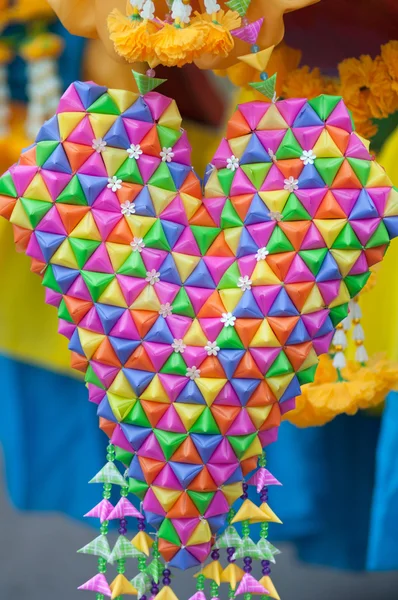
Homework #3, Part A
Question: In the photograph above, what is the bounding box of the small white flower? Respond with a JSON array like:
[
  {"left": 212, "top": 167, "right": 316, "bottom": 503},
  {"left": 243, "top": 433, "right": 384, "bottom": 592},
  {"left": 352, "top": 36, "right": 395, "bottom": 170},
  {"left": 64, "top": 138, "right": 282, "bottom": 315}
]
[
  {"left": 172, "top": 338, "right": 186, "bottom": 354},
  {"left": 284, "top": 176, "right": 299, "bottom": 192},
  {"left": 159, "top": 303, "right": 173, "bottom": 318},
  {"left": 130, "top": 237, "right": 145, "bottom": 252},
  {"left": 127, "top": 143, "right": 143, "bottom": 160},
  {"left": 145, "top": 269, "right": 160, "bottom": 285},
  {"left": 268, "top": 148, "right": 277, "bottom": 162},
  {"left": 256, "top": 247, "right": 269, "bottom": 262},
  {"left": 186, "top": 365, "right": 201, "bottom": 380},
  {"left": 121, "top": 200, "right": 136, "bottom": 215},
  {"left": 160, "top": 147, "right": 174, "bottom": 163},
  {"left": 140, "top": 0, "right": 155, "bottom": 19},
  {"left": 204, "top": 341, "right": 220, "bottom": 356},
  {"left": 221, "top": 312, "right": 236, "bottom": 328},
  {"left": 226, "top": 155, "right": 239, "bottom": 171},
  {"left": 268, "top": 210, "right": 283, "bottom": 222},
  {"left": 108, "top": 176, "right": 123, "bottom": 192},
  {"left": 92, "top": 137, "right": 107, "bottom": 153},
  {"left": 300, "top": 149, "right": 316, "bottom": 166},
  {"left": 237, "top": 275, "right": 252, "bottom": 291}
]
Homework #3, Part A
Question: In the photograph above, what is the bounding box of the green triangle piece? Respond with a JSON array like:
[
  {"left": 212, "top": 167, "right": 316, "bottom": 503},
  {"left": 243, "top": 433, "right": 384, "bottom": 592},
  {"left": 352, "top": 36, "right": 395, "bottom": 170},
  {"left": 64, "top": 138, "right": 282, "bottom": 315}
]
[
  {"left": 308, "top": 95, "right": 342, "bottom": 120},
  {"left": 266, "top": 351, "right": 293, "bottom": 377},
  {"left": 154, "top": 430, "right": 187, "bottom": 461},
  {"left": 241, "top": 163, "right": 272, "bottom": 189},
  {"left": 116, "top": 157, "right": 144, "bottom": 185},
  {"left": 36, "top": 140, "right": 60, "bottom": 166},
  {"left": 85, "top": 364, "right": 106, "bottom": 389},
  {"left": 275, "top": 130, "right": 303, "bottom": 160},
  {"left": 227, "top": 433, "right": 258, "bottom": 459},
  {"left": 42, "top": 264, "right": 62, "bottom": 293},
  {"left": 115, "top": 446, "right": 134, "bottom": 466},
  {"left": 158, "top": 519, "right": 181, "bottom": 546},
  {"left": 347, "top": 157, "right": 371, "bottom": 186},
  {"left": 314, "top": 158, "right": 344, "bottom": 187},
  {"left": 89, "top": 462, "right": 126, "bottom": 485},
  {"left": 20, "top": 197, "right": 52, "bottom": 228},
  {"left": 299, "top": 248, "right": 328, "bottom": 276},
  {"left": 132, "top": 70, "right": 167, "bottom": 95},
  {"left": 216, "top": 326, "right": 245, "bottom": 349},
  {"left": 69, "top": 238, "right": 101, "bottom": 269},
  {"left": 87, "top": 93, "right": 120, "bottom": 115},
  {"left": 215, "top": 525, "right": 241, "bottom": 549},
  {"left": 57, "top": 298, "right": 74, "bottom": 323},
  {"left": 81, "top": 271, "right": 115, "bottom": 302},
  {"left": 187, "top": 490, "right": 215, "bottom": 514},
  {"left": 221, "top": 198, "right": 244, "bottom": 229},
  {"left": 348, "top": 108, "right": 356, "bottom": 131},
  {"left": 78, "top": 535, "right": 111, "bottom": 560},
  {"left": 225, "top": 0, "right": 250, "bottom": 16},
  {"left": 217, "top": 168, "right": 236, "bottom": 196},
  {"left": 332, "top": 223, "right": 362, "bottom": 250},
  {"left": 160, "top": 352, "right": 187, "bottom": 376},
  {"left": 190, "top": 407, "right": 220, "bottom": 435},
  {"left": 128, "top": 477, "right": 149, "bottom": 499},
  {"left": 145, "top": 559, "right": 163, "bottom": 584},
  {"left": 109, "top": 535, "right": 144, "bottom": 564},
  {"left": 267, "top": 226, "right": 294, "bottom": 253},
  {"left": 172, "top": 287, "right": 195, "bottom": 317},
  {"left": 56, "top": 175, "right": 88, "bottom": 205},
  {"left": 282, "top": 193, "right": 311, "bottom": 221},
  {"left": 190, "top": 225, "right": 221, "bottom": 254},
  {"left": 157, "top": 125, "right": 182, "bottom": 149},
  {"left": 0, "top": 171, "right": 17, "bottom": 197},
  {"left": 144, "top": 220, "right": 171, "bottom": 251},
  {"left": 148, "top": 162, "right": 177, "bottom": 192},
  {"left": 344, "top": 272, "right": 371, "bottom": 298},
  {"left": 123, "top": 401, "right": 151, "bottom": 427},
  {"left": 217, "top": 261, "right": 241, "bottom": 290},
  {"left": 117, "top": 250, "right": 147, "bottom": 277},
  {"left": 365, "top": 221, "right": 390, "bottom": 248},
  {"left": 329, "top": 303, "right": 349, "bottom": 326},
  {"left": 249, "top": 73, "right": 277, "bottom": 101},
  {"left": 297, "top": 364, "right": 317, "bottom": 386}
]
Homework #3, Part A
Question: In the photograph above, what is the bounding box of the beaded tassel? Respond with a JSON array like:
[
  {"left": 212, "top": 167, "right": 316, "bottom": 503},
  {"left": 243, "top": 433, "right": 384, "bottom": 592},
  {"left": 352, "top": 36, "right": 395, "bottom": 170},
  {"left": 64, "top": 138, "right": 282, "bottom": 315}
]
[
  {"left": 0, "top": 54, "right": 11, "bottom": 138},
  {"left": 350, "top": 298, "right": 368, "bottom": 364}
]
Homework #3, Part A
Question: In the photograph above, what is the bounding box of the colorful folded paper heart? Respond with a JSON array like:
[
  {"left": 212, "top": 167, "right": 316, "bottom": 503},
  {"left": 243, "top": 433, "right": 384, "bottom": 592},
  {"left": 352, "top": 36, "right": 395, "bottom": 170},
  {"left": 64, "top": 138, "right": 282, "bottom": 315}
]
[{"left": 1, "top": 81, "right": 398, "bottom": 573}]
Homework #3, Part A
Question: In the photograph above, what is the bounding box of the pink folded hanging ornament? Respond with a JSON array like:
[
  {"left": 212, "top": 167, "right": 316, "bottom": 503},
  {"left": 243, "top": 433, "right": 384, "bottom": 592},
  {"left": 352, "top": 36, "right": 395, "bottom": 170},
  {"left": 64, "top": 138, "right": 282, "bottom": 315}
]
[
  {"left": 231, "top": 17, "right": 264, "bottom": 43},
  {"left": 235, "top": 573, "right": 270, "bottom": 595},
  {"left": 107, "top": 496, "right": 144, "bottom": 520},
  {"left": 247, "top": 468, "right": 282, "bottom": 492},
  {"left": 84, "top": 498, "right": 114, "bottom": 523},
  {"left": 78, "top": 573, "right": 112, "bottom": 597}
]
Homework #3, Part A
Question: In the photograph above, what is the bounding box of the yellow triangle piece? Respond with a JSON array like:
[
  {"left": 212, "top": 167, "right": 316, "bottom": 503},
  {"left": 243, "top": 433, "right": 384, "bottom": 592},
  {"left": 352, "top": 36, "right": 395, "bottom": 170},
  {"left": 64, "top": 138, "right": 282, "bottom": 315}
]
[
  {"left": 70, "top": 212, "right": 102, "bottom": 241},
  {"left": 258, "top": 576, "right": 280, "bottom": 600},
  {"left": 251, "top": 260, "right": 281, "bottom": 285},
  {"left": 89, "top": 113, "right": 118, "bottom": 139},
  {"left": 24, "top": 173, "right": 52, "bottom": 202},
  {"left": 219, "top": 288, "right": 243, "bottom": 312},
  {"left": 103, "top": 148, "right": 129, "bottom": 177},
  {"left": 221, "top": 564, "right": 244, "bottom": 590},
  {"left": 224, "top": 226, "right": 243, "bottom": 255},
  {"left": 152, "top": 486, "right": 181, "bottom": 512},
  {"left": 106, "top": 242, "right": 133, "bottom": 271},
  {"left": 257, "top": 104, "right": 288, "bottom": 130},
  {"left": 312, "top": 129, "right": 343, "bottom": 158},
  {"left": 108, "top": 370, "right": 134, "bottom": 398},
  {"left": 126, "top": 215, "right": 156, "bottom": 238},
  {"left": 58, "top": 112, "right": 85, "bottom": 139},
  {"left": 260, "top": 502, "right": 283, "bottom": 524},
  {"left": 131, "top": 531, "right": 154, "bottom": 556},
  {"left": 78, "top": 328, "right": 105, "bottom": 360},
  {"left": 367, "top": 161, "right": 392, "bottom": 187},
  {"left": 10, "top": 200, "right": 33, "bottom": 229},
  {"left": 267, "top": 373, "right": 295, "bottom": 399},
  {"left": 259, "top": 190, "right": 289, "bottom": 213},
  {"left": 247, "top": 405, "right": 272, "bottom": 429},
  {"left": 250, "top": 319, "right": 281, "bottom": 347},
  {"left": 51, "top": 239, "right": 79, "bottom": 268},
  {"left": 98, "top": 278, "right": 127, "bottom": 308},
  {"left": 183, "top": 318, "right": 207, "bottom": 345},
  {"left": 107, "top": 393, "right": 136, "bottom": 422},
  {"left": 299, "top": 348, "right": 318, "bottom": 371},
  {"left": 384, "top": 188, "right": 398, "bottom": 217},
  {"left": 301, "top": 285, "right": 324, "bottom": 314},
  {"left": 147, "top": 186, "right": 176, "bottom": 215},
  {"left": 173, "top": 403, "right": 205, "bottom": 430},
  {"left": 110, "top": 574, "right": 138, "bottom": 598},
  {"left": 229, "top": 134, "right": 252, "bottom": 159},
  {"left": 314, "top": 218, "right": 346, "bottom": 248},
  {"left": 187, "top": 519, "right": 212, "bottom": 545},
  {"left": 154, "top": 587, "right": 179, "bottom": 600},
  {"left": 131, "top": 285, "right": 161, "bottom": 310},
  {"left": 172, "top": 252, "right": 201, "bottom": 283},
  {"left": 231, "top": 498, "right": 269, "bottom": 524},
  {"left": 195, "top": 378, "right": 227, "bottom": 406},
  {"left": 330, "top": 249, "right": 361, "bottom": 277},
  {"left": 222, "top": 482, "right": 243, "bottom": 505},
  {"left": 199, "top": 560, "right": 223, "bottom": 585},
  {"left": 238, "top": 46, "right": 274, "bottom": 72},
  {"left": 241, "top": 435, "right": 262, "bottom": 460},
  {"left": 204, "top": 169, "right": 225, "bottom": 198},
  {"left": 140, "top": 375, "right": 170, "bottom": 403},
  {"left": 329, "top": 281, "right": 350, "bottom": 308},
  {"left": 158, "top": 100, "right": 182, "bottom": 130},
  {"left": 108, "top": 88, "right": 139, "bottom": 112},
  {"left": 356, "top": 133, "right": 370, "bottom": 151},
  {"left": 180, "top": 192, "right": 202, "bottom": 220}
]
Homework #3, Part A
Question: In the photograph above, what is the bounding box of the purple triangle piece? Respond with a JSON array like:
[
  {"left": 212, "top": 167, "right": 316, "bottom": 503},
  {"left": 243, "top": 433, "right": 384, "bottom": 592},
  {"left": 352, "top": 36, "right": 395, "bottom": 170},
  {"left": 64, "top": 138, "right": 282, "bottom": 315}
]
[
  {"left": 26, "top": 233, "right": 45, "bottom": 261},
  {"left": 74, "top": 81, "right": 108, "bottom": 109},
  {"left": 43, "top": 144, "right": 72, "bottom": 174},
  {"left": 58, "top": 318, "right": 75, "bottom": 338},
  {"left": 213, "top": 381, "right": 240, "bottom": 406},
  {"left": 91, "top": 188, "right": 121, "bottom": 212}
]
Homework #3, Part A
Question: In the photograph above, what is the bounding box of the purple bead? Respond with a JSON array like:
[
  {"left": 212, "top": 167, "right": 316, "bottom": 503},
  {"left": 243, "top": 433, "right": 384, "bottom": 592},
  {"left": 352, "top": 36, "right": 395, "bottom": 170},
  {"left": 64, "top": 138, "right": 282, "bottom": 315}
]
[
  {"left": 262, "top": 567, "right": 271, "bottom": 576},
  {"left": 163, "top": 578, "right": 171, "bottom": 586},
  {"left": 138, "top": 519, "right": 145, "bottom": 531},
  {"left": 211, "top": 550, "right": 220, "bottom": 560},
  {"left": 163, "top": 569, "right": 171, "bottom": 577},
  {"left": 244, "top": 565, "right": 252, "bottom": 573},
  {"left": 261, "top": 560, "right": 270, "bottom": 567},
  {"left": 140, "top": 596, "right": 147, "bottom": 600},
  {"left": 151, "top": 584, "right": 159, "bottom": 595},
  {"left": 118, "top": 527, "right": 127, "bottom": 535},
  {"left": 120, "top": 518, "right": 127, "bottom": 526},
  {"left": 227, "top": 547, "right": 235, "bottom": 555},
  {"left": 243, "top": 557, "right": 252, "bottom": 565}
]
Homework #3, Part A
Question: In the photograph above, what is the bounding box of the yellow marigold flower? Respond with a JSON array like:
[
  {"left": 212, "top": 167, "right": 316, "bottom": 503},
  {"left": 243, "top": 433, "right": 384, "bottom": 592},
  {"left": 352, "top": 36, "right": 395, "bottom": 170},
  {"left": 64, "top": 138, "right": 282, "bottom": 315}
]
[
  {"left": 150, "top": 23, "right": 206, "bottom": 68},
  {"left": 381, "top": 40, "right": 398, "bottom": 94},
  {"left": 282, "top": 66, "right": 326, "bottom": 100},
  {"left": 192, "top": 10, "right": 241, "bottom": 59}
]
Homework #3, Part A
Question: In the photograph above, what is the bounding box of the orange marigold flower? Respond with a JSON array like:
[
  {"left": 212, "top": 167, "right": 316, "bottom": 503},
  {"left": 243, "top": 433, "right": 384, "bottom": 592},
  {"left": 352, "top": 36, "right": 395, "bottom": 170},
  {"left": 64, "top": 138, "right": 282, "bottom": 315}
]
[
  {"left": 381, "top": 40, "right": 398, "bottom": 94},
  {"left": 282, "top": 66, "right": 326, "bottom": 99}
]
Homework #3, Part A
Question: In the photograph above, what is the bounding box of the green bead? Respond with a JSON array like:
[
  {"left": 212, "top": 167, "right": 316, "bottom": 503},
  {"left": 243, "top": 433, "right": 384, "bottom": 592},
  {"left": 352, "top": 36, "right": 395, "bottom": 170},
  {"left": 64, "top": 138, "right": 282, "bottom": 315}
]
[
  {"left": 96, "top": 594, "right": 104, "bottom": 600},
  {"left": 242, "top": 519, "right": 250, "bottom": 537},
  {"left": 102, "top": 491, "right": 111, "bottom": 500},
  {"left": 229, "top": 586, "right": 235, "bottom": 598},
  {"left": 103, "top": 483, "right": 112, "bottom": 492},
  {"left": 244, "top": 593, "right": 252, "bottom": 600},
  {"left": 260, "top": 522, "right": 269, "bottom": 538},
  {"left": 121, "top": 486, "right": 129, "bottom": 497},
  {"left": 210, "top": 581, "right": 219, "bottom": 597},
  {"left": 227, "top": 508, "right": 236, "bottom": 524},
  {"left": 100, "top": 522, "right": 109, "bottom": 535},
  {"left": 259, "top": 451, "right": 267, "bottom": 468},
  {"left": 196, "top": 573, "right": 205, "bottom": 590}
]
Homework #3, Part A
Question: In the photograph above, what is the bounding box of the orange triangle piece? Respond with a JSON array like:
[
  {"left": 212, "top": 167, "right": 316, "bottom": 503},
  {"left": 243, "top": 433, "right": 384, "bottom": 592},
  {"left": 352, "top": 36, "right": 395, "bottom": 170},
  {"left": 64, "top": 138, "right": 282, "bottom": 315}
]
[
  {"left": 199, "top": 356, "right": 226, "bottom": 378},
  {"left": 326, "top": 125, "right": 350, "bottom": 154},
  {"left": 211, "top": 405, "right": 241, "bottom": 436},
  {"left": 56, "top": 204, "right": 90, "bottom": 234},
  {"left": 260, "top": 403, "right": 281, "bottom": 431},
  {"left": 279, "top": 221, "right": 311, "bottom": 250},
  {"left": 64, "top": 296, "right": 93, "bottom": 323},
  {"left": 138, "top": 456, "right": 166, "bottom": 484},
  {"left": 125, "top": 344, "right": 155, "bottom": 371},
  {"left": 131, "top": 310, "right": 159, "bottom": 338},
  {"left": 266, "top": 251, "right": 295, "bottom": 280},
  {"left": 230, "top": 194, "right": 255, "bottom": 221},
  {"left": 284, "top": 341, "right": 312, "bottom": 371},
  {"left": 93, "top": 337, "right": 122, "bottom": 367},
  {"left": 365, "top": 245, "right": 387, "bottom": 267},
  {"left": 206, "top": 232, "right": 236, "bottom": 257},
  {"left": 13, "top": 225, "right": 31, "bottom": 252},
  {"left": 171, "top": 436, "right": 203, "bottom": 464},
  {"left": 70, "top": 351, "right": 88, "bottom": 372},
  {"left": 140, "top": 125, "right": 161, "bottom": 157},
  {"left": 233, "top": 351, "right": 264, "bottom": 379},
  {"left": 167, "top": 492, "right": 200, "bottom": 518},
  {"left": 180, "top": 171, "right": 202, "bottom": 198},
  {"left": 284, "top": 282, "right": 314, "bottom": 311},
  {"left": 20, "top": 146, "right": 37, "bottom": 166},
  {"left": 197, "top": 290, "right": 226, "bottom": 318},
  {"left": 227, "top": 110, "right": 252, "bottom": 138},
  {"left": 267, "top": 316, "right": 300, "bottom": 345},
  {"left": 276, "top": 158, "right": 304, "bottom": 180},
  {"left": 189, "top": 204, "right": 217, "bottom": 227},
  {"left": 0, "top": 194, "right": 16, "bottom": 219},
  {"left": 107, "top": 217, "right": 133, "bottom": 243},
  {"left": 116, "top": 183, "right": 143, "bottom": 205},
  {"left": 30, "top": 258, "right": 46, "bottom": 275},
  {"left": 99, "top": 417, "right": 117, "bottom": 438},
  {"left": 235, "top": 319, "right": 263, "bottom": 348},
  {"left": 332, "top": 159, "right": 362, "bottom": 189},
  {"left": 189, "top": 466, "right": 218, "bottom": 492},
  {"left": 140, "top": 400, "right": 169, "bottom": 428},
  {"left": 246, "top": 380, "right": 277, "bottom": 407},
  {"left": 315, "top": 190, "right": 347, "bottom": 219},
  {"left": 241, "top": 456, "right": 259, "bottom": 476},
  {"left": 158, "top": 539, "right": 179, "bottom": 561},
  {"left": 63, "top": 142, "right": 94, "bottom": 172}
]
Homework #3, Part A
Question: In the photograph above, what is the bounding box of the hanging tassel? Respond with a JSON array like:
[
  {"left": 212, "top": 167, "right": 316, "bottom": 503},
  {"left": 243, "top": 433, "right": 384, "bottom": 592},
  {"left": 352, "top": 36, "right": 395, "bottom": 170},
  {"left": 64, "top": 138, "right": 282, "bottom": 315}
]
[{"left": 0, "top": 44, "right": 12, "bottom": 138}]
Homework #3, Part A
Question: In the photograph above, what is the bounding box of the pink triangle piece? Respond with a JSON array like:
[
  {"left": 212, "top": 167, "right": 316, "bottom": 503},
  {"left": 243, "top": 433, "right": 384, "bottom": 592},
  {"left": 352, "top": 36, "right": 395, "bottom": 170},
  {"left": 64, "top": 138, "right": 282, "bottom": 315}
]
[
  {"left": 207, "top": 463, "right": 239, "bottom": 486},
  {"left": 158, "top": 373, "right": 189, "bottom": 402},
  {"left": 203, "top": 256, "right": 235, "bottom": 284},
  {"left": 58, "top": 318, "right": 75, "bottom": 337},
  {"left": 317, "top": 280, "right": 340, "bottom": 305},
  {"left": 83, "top": 244, "right": 114, "bottom": 273},
  {"left": 276, "top": 98, "right": 307, "bottom": 126},
  {"left": 208, "top": 438, "right": 237, "bottom": 464},
  {"left": 186, "top": 542, "right": 211, "bottom": 562},
  {"left": 235, "top": 573, "right": 269, "bottom": 596},
  {"left": 92, "top": 209, "right": 122, "bottom": 240},
  {"left": 80, "top": 306, "right": 105, "bottom": 333},
  {"left": 171, "top": 131, "right": 192, "bottom": 166},
  {"left": 213, "top": 381, "right": 240, "bottom": 406},
  {"left": 350, "top": 218, "right": 381, "bottom": 245},
  {"left": 203, "top": 196, "right": 227, "bottom": 227},
  {"left": 26, "top": 233, "right": 45, "bottom": 261},
  {"left": 185, "top": 286, "right": 214, "bottom": 314},
  {"left": 145, "top": 91, "right": 172, "bottom": 121},
  {"left": 284, "top": 254, "right": 315, "bottom": 283},
  {"left": 141, "top": 247, "right": 168, "bottom": 272},
  {"left": 142, "top": 487, "right": 167, "bottom": 515},
  {"left": 111, "top": 424, "right": 134, "bottom": 452},
  {"left": 255, "top": 129, "right": 286, "bottom": 154},
  {"left": 212, "top": 138, "right": 233, "bottom": 169},
  {"left": 247, "top": 467, "right": 282, "bottom": 491},
  {"left": 67, "top": 274, "right": 92, "bottom": 300},
  {"left": 249, "top": 347, "right": 281, "bottom": 373},
  {"left": 327, "top": 99, "right": 353, "bottom": 133},
  {"left": 84, "top": 499, "right": 114, "bottom": 522},
  {"left": 41, "top": 169, "right": 71, "bottom": 199},
  {"left": 301, "top": 222, "right": 327, "bottom": 250},
  {"left": 230, "top": 168, "right": 256, "bottom": 195},
  {"left": 332, "top": 189, "right": 360, "bottom": 216},
  {"left": 295, "top": 188, "right": 327, "bottom": 217},
  {"left": 367, "top": 187, "right": 391, "bottom": 216},
  {"left": 239, "top": 102, "right": 269, "bottom": 130},
  {"left": 280, "top": 397, "right": 296, "bottom": 415},
  {"left": 10, "top": 165, "right": 38, "bottom": 196},
  {"left": 237, "top": 255, "right": 257, "bottom": 279},
  {"left": 166, "top": 314, "right": 192, "bottom": 339},
  {"left": 87, "top": 384, "right": 106, "bottom": 405},
  {"left": 188, "top": 590, "right": 207, "bottom": 600},
  {"left": 349, "top": 251, "right": 369, "bottom": 275},
  {"left": 154, "top": 280, "right": 180, "bottom": 305},
  {"left": 181, "top": 346, "right": 207, "bottom": 369},
  {"left": 226, "top": 409, "right": 257, "bottom": 435},
  {"left": 258, "top": 426, "right": 279, "bottom": 447},
  {"left": 78, "top": 574, "right": 112, "bottom": 596},
  {"left": 109, "top": 308, "right": 141, "bottom": 340},
  {"left": 313, "top": 331, "right": 334, "bottom": 355},
  {"left": 204, "top": 490, "right": 230, "bottom": 517},
  {"left": 138, "top": 154, "right": 161, "bottom": 183},
  {"left": 57, "top": 83, "right": 85, "bottom": 113},
  {"left": 92, "top": 187, "right": 121, "bottom": 212},
  {"left": 292, "top": 126, "right": 324, "bottom": 151},
  {"left": 137, "top": 432, "right": 166, "bottom": 461},
  {"left": 46, "top": 289, "right": 62, "bottom": 309},
  {"left": 171, "top": 518, "right": 200, "bottom": 545},
  {"left": 231, "top": 17, "right": 263, "bottom": 43},
  {"left": 198, "top": 318, "right": 224, "bottom": 341},
  {"left": 251, "top": 286, "right": 281, "bottom": 316},
  {"left": 153, "top": 463, "right": 183, "bottom": 488},
  {"left": 36, "top": 206, "right": 67, "bottom": 235},
  {"left": 116, "top": 275, "right": 147, "bottom": 307},
  {"left": 122, "top": 118, "right": 153, "bottom": 145},
  {"left": 67, "top": 115, "right": 96, "bottom": 145},
  {"left": 108, "top": 497, "right": 143, "bottom": 520},
  {"left": 91, "top": 361, "right": 119, "bottom": 387},
  {"left": 160, "top": 195, "right": 189, "bottom": 226},
  {"left": 246, "top": 222, "right": 275, "bottom": 248},
  {"left": 344, "top": 132, "right": 371, "bottom": 159},
  {"left": 260, "top": 164, "right": 286, "bottom": 191},
  {"left": 143, "top": 341, "right": 173, "bottom": 371},
  {"left": 301, "top": 309, "right": 329, "bottom": 337},
  {"left": 172, "top": 226, "right": 201, "bottom": 254},
  {"left": 79, "top": 152, "right": 108, "bottom": 177}
]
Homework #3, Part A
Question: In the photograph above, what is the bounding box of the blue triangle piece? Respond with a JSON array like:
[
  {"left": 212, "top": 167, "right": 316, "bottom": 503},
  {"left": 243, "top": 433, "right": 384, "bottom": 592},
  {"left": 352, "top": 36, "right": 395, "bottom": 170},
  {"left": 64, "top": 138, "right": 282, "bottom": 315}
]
[
  {"left": 121, "top": 423, "right": 152, "bottom": 451},
  {"left": 279, "top": 375, "right": 301, "bottom": 403},
  {"left": 236, "top": 228, "right": 259, "bottom": 258},
  {"left": 36, "top": 231, "right": 65, "bottom": 262},
  {"left": 286, "top": 319, "right": 311, "bottom": 344},
  {"left": 316, "top": 252, "right": 341, "bottom": 282},
  {"left": 176, "top": 380, "right": 206, "bottom": 404},
  {"left": 203, "top": 163, "right": 214, "bottom": 188},
  {"left": 350, "top": 189, "right": 378, "bottom": 219},
  {"left": 158, "top": 254, "right": 182, "bottom": 286},
  {"left": 244, "top": 193, "right": 271, "bottom": 225},
  {"left": 96, "top": 304, "right": 126, "bottom": 335},
  {"left": 74, "top": 81, "right": 108, "bottom": 109},
  {"left": 168, "top": 162, "right": 192, "bottom": 189},
  {"left": 68, "top": 328, "right": 84, "bottom": 354},
  {"left": 77, "top": 174, "right": 108, "bottom": 206},
  {"left": 240, "top": 134, "right": 271, "bottom": 165},
  {"left": 52, "top": 264, "right": 79, "bottom": 294},
  {"left": 316, "top": 315, "right": 334, "bottom": 338},
  {"left": 144, "top": 317, "right": 174, "bottom": 344},
  {"left": 43, "top": 144, "right": 72, "bottom": 174},
  {"left": 293, "top": 103, "right": 324, "bottom": 127},
  {"left": 384, "top": 216, "right": 398, "bottom": 239},
  {"left": 128, "top": 455, "right": 145, "bottom": 480},
  {"left": 145, "top": 511, "right": 165, "bottom": 528},
  {"left": 225, "top": 465, "right": 243, "bottom": 485},
  {"left": 134, "top": 187, "right": 156, "bottom": 217},
  {"left": 298, "top": 164, "right": 326, "bottom": 189},
  {"left": 123, "top": 96, "right": 153, "bottom": 122},
  {"left": 234, "top": 290, "right": 264, "bottom": 318},
  {"left": 109, "top": 337, "right": 140, "bottom": 364},
  {"left": 169, "top": 462, "right": 203, "bottom": 487},
  {"left": 169, "top": 548, "right": 200, "bottom": 571},
  {"left": 230, "top": 379, "right": 261, "bottom": 405},
  {"left": 190, "top": 433, "right": 222, "bottom": 463},
  {"left": 185, "top": 260, "right": 216, "bottom": 289},
  {"left": 207, "top": 515, "right": 227, "bottom": 534},
  {"left": 268, "top": 288, "right": 299, "bottom": 317},
  {"left": 161, "top": 219, "right": 184, "bottom": 248},
  {"left": 123, "top": 368, "right": 155, "bottom": 396},
  {"left": 218, "top": 349, "right": 246, "bottom": 380},
  {"left": 97, "top": 396, "right": 117, "bottom": 422},
  {"left": 36, "top": 115, "right": 60, "bottom": 142},
  {"left": 104, "top": 117, "right": 131, "bottom": 149}
]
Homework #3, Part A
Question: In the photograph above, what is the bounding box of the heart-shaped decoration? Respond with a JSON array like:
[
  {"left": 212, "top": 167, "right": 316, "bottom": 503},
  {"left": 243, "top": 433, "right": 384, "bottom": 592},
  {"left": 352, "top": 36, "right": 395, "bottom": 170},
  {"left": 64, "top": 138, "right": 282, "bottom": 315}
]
[{"left": 1, "top": 82, "right": 397, "bottom": 569}]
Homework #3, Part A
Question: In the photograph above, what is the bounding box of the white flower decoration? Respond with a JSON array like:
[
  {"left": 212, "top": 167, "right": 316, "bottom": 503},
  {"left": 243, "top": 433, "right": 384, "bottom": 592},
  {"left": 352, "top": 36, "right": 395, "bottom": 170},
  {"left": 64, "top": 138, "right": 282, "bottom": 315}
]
[
  {"left": 159, "top": 303, "right": 173, "bottom": 318},
  {"left": 237, "top": 275, "right": 252, "bottom": 291},
  {"left": 186, "top": 366, "right": 201, "bottom": 380},
  {"left": 204, "top": 341, "right": 220, "bottom": 356},
  {"left": 268, "top": 148, "right": 277, "bottom": 162},
  {"left": 92, "top": 138, "right": 107, "bottom": 153},
  {"left": 221, "top": 312, "right": 236, "bottom": 328},
  {"left": 160, "top": 147, "right": 174, "bottom": 162},
  {"left": 140, "top": 0, "right": 155, "bottom": 19},
  {"left": 108, "top": 176, "right": 123, "bottom": 192},
  {"left": 145, "top": 269, "right": 160, "bottom": 285},
  {"left": 300, "top": 149, "right": 316, "bottom": 166},
  {"left": 121, "top": 200, "right": 136, "bottom": 215},
  {"left": 256, "top": 247, "right": 269, "bottom": 262},
  {"left": 130, "top": 237, "right": 145, "bottom": 252},
  {"left": 127, "top": 143, "right": 143, "bottom": 160},
  {"left": 172, "top": 339, "right": 186, "bottom": 354},
  {"left": 268, "top": 210, "right": 282, "bottom": 222},
  {"left": 283, "top": 176, "right": 299, "bottom": 192},
  {"left": 204, "top": 0, "right": 220, "bottom": 13},
  {"left": 226, "top": 155, "right": 239, "bottom": 171}
]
